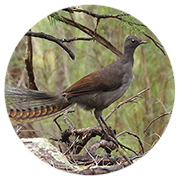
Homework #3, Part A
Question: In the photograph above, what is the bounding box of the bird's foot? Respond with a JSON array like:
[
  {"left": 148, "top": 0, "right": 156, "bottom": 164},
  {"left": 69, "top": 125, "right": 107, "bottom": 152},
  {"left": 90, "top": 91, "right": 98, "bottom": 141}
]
[{"left": 100, "top": 126, "right": 119, "bottom": 147}]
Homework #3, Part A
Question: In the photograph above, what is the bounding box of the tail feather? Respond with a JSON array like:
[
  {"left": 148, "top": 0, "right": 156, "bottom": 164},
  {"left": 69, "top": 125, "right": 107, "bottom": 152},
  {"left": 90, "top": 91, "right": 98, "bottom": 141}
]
[{"left": 5, "top": 84, "right": 72, "bottom": 122}]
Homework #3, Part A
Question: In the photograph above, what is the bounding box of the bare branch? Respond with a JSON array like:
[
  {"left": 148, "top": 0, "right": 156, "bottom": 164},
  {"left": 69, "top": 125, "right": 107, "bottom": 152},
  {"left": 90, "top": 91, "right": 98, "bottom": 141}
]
[
  {"left": 63, "top": 7, "right": 123, "bottom": 19},
  {"left": 25, "top": 31, "right": 75, "bottom": 60},
  {"left": 123, "top": 20, "right": 176, "bottom": 57},
  {"left": 144, "top": 33, "right": 166, "bottom": 56},
  {"left": 25, "top": 29, "right": 38, "bottom": 90},
  {"left": 55, "top": 7, "right": 176, "bottom": 55},
  {"left": 60, "top": 37, "right": 94, "bottom": 43},
  {"left": 54, "top": 6, "right": 176, "bottom": 19},
  {"left": 104, "top": 87, "right": 150, "bottom": 121},
  {"left": 143, "top": 111, "right": 172, "bottom": 134},
  {"left": 51, "top": 10, "right": 165, "bottom": 57},
  {"left": 69, "top": 11, "right": 74, "bottom": 21},
  {"left": 50, "top": 13, "right": 123, "bottom": 57},
  {"left": 116, "top": 131, "right": 144, "bottom": 154}
]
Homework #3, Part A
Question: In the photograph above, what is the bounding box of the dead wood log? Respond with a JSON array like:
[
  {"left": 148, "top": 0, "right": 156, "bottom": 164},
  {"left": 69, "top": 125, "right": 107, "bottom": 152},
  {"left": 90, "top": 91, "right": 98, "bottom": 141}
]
[
  {"left": 67, "top": 140, "right": 120, "bottom": 166},
  {"left": 3, "top": 138, "right": 75, "bottom": 170},
  {"left": 3, "top": 138, "right": 176, "bottom": 176}
]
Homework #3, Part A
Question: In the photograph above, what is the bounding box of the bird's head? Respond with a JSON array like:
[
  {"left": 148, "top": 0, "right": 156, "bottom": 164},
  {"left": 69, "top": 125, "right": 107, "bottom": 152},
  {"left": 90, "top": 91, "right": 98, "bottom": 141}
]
[{"left": 124, "top": 35, "right": 147, "bottom": 53}]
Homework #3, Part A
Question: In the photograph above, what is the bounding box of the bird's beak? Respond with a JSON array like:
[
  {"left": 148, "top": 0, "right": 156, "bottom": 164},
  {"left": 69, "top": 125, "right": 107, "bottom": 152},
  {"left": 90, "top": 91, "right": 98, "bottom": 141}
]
[{"left": 139, "top": 40, "right": 147, "bottom": 44}]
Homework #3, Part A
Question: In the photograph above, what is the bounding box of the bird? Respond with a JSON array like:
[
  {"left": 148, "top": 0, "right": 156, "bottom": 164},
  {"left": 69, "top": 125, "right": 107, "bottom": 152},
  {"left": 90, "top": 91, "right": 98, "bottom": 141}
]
[{"left": 5, "top": 35, "right": 147, "bottom": 135}]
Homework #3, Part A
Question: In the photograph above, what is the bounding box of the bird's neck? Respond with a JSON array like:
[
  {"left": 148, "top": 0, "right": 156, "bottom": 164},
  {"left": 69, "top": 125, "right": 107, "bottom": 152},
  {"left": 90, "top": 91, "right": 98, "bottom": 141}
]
[{"left": 122, "top": 49, "right": 135, "bottom": 67}]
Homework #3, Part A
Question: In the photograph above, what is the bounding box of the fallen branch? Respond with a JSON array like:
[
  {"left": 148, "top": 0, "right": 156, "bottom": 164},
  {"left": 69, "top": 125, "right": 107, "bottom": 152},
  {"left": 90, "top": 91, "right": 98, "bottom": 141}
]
[
  {"left": 53, "top": 109, "right": 132, "bottom": 157},
  {"left": 3, "top": 138, "right": 176, "bottom": 176},
  {"left": 68, "top": 140, "right": 118, "bottom": 165},
  {"left": 61, "top": 126, "right": 102, "bottom": 154}
]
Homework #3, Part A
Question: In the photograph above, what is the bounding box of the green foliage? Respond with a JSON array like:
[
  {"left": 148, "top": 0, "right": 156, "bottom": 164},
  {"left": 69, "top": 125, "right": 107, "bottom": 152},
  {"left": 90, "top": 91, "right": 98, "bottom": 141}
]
[{"left": 6, "top": 5, "right": 175, "bottom": 157}]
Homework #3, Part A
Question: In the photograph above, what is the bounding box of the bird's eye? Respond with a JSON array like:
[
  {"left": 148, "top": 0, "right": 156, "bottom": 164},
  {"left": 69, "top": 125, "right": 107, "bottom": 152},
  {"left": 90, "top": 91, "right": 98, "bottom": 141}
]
[{"left": 131, "top": 39, "right": 135, "bottom": 43}]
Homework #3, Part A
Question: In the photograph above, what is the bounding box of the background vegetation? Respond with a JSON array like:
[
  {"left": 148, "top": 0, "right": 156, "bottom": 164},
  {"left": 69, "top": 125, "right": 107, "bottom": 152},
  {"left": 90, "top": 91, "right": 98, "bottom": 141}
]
[{"left": 6, "top": 5, "right": 174, "bottom": 157}]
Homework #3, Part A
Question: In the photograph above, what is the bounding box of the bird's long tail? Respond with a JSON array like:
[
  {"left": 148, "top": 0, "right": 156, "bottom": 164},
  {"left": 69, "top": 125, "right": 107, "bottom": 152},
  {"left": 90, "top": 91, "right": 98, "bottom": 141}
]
[{"left": 5, "top": 84, "right": 72, "bottom": 122}]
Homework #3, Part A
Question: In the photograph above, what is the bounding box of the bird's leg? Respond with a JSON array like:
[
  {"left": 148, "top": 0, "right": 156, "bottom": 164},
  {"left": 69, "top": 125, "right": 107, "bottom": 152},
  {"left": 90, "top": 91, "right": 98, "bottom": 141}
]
[
  {"left": 99, "top": 116, "right": 132, "bottom": 164},
  {"left": 99, "top": 116, "right": 127, "bottom": 150},
  {"left": 96, "top": 117, "right": 110, "bottom": 139},
  {"left": 96, "top": 116, "right": 118, "bottom": 147},
  {"left": 95, "top": 110, "right": 119, "bottom": 146},
  {"left": 100, "top": 116, "right": 116, "bottom": 138}
]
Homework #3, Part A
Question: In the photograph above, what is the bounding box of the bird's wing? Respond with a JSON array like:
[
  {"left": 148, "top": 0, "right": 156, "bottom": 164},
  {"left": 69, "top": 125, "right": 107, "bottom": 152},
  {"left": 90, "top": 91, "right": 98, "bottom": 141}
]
[{"left": 63, "top": 62, "right": 125, "bottom": 98}]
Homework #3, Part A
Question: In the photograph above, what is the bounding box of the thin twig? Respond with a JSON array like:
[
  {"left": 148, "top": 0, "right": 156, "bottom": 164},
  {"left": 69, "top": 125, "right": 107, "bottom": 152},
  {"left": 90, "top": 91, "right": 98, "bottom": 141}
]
[
  {"left": 143, "top": 111, "right": 172, "bottom": 133},
  {"left": 128, "top": 22, "right": 176, "bottom": 54},
  {"left": 116, "top": 131, "right": 144, "bottom": 154},
  {"left": 94, "top": 18, "right": 100, "bottom": 33},
  {"left": 64, "top": 135, "right": 80, "bottom": 155},
  {"left": 53, "top": 116, "right": 63, "bottom": 132},
  {"left": 25, "top": 31, "right": 75, "bottom": 60},
  {"left": 50, "top": 13, "right": 123, "bottom": 57},
  {"left": 71, "top": 4, "right": 163, "bottom": 56},
  {"left": 104, "top": 87, "right": 150, "bottom": 121},
  {"left": 57, "top": 6, "right": 176, "bottom": 19},
  {"left": 53, "top": 109, "right": 75, "bottom": 131},
  {"left": 62, "top": 109, "right": 76, "bottom": 130},
  {"left": 4, "top": 5, "right": 176, "bottom": 59},
  {"left": 144, "top": 33, "right": 166, "bottom": 56},
  {"left": 115, "top": 145, "right": 132, "bottom": 165},
  {"left": 60, "top": 37, "right": 94, "bottom": 43},
  {"left": 84, "top": 147, "right": 98, "bottom": 166},
  {"left": 68, "top": 11, "right": 74, "bottom": 21}
]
